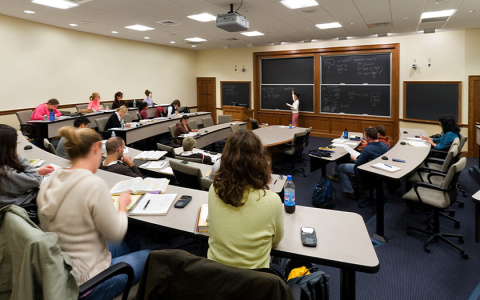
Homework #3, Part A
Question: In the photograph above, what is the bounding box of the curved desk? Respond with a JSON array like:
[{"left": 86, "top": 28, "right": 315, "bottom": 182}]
[{"left": 253, "top": 126, "right": 308, "bottom": 147}]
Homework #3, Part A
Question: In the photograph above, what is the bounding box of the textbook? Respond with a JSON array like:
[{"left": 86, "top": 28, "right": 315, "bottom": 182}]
[
  {"left": 133, "top": 150, "right": 167, "bottom": 160},
  {"left": 110, "top": 177, "right": 169, "bottom": 195},
  {"left": 196, "top": 204, "right": 208, "bottom": 233},
  {"left": 371, "top": 163, "right": 401, "bottom": 173},
  {"left": 129, "top": 193, "right": 177, "bottom": 216},
  {"left": 112, "top": 194, "right": 142, "bottom": 211}
]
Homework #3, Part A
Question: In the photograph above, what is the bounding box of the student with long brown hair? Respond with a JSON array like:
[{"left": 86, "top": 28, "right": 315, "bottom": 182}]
[
  {"left": 207, "top": 130, "right": 284, "bottom": 269},
  {"left": 112, "top": 91, "right": 125, "bottom": 109},
  {"left": 37, "top": 126, "right": 150, "bottom": 300}
]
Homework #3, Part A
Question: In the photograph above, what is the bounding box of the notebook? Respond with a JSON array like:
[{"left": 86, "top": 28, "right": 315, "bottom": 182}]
[
  {"left": 371, "top": 163, "right": 401, "bottom": 173},
  {"left": 129, "top": 193, "right": 177, "bottom": 216}
]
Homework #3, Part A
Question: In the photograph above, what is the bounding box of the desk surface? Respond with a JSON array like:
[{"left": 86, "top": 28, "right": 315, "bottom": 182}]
[{"left": 253, "top": 126, "right": 308, "bottom": 147}]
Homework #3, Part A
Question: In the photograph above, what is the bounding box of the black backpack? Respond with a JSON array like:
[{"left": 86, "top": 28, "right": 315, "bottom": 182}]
[{"left": 312, "top": 177, "right": 335, "bottom": 209}]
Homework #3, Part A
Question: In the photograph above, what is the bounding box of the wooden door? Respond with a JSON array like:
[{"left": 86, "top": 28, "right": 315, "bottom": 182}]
[
  {"left": 197, "top": 77, "right": 216, "bottom": 123},
  {"left": 468, "top": 76, "right": 480, "bottom": 158}
]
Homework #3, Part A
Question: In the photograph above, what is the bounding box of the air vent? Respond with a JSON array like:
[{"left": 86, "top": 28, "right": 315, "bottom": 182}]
[
  {"left": 155, "top": 20, "right": 181, "bottom": 26},
  {"left": 367, "top": 22, "right": 392, "bottom": 28},
  {"left": 65, "top": 0, "right": 93, "bottom": 4},
  {"left": 421, "top": 17, "right": 449, "bottom": 23}
]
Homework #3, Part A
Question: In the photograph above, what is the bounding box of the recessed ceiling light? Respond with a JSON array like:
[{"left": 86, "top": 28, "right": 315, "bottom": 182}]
[
  {"left": 111, "top": 31, "right": 118, "bottom": 34},
  {"left": 421, "top": 9, "right": 455, "bottom": 19},
  {"left": 170, "top": 41, "right": 176, "bottom": 44},
  {"left": 311, "top": 39, "right": 319, "bottom": 42},
  {"left": 124, "top": 24, "right": 155, "bottom": 31},
  {"left": 403, "top": 16, "right": 410, "bottom": 20},
  {"left": 69, "top": 23, "right": 78, "bottom": 27},
  {"left": 469, "top": 10, "right": 476, "bottom": 13},
  {"left": 246, "top": 43, "right": 253, "bottom": 47},
  {"left": 144, "top": 36, "right": 150, "bottom": 39},
  {"left": 187, "top": 13, "right": 216, "bottom": 22},
  {"left": 316, "top": 22, "right": 342, "bottom": 29},
  {"left": 350, "top": 22, "right": 355, "bottom": 25},
  {"left": 241, "top": 31, "right": 264, "bottom": 36},
  {"left": 24, "top": 10, "right": 35, "bottom": 14},
  {"left": 280, "top": 0, "right": 319, "bottom": 9},
  {"left": 192, "top": 45, "right": 197, "bottom": 48},
  {"left": 185, "top": 37, "right": 207, "bottom": 42},
  {"left": 223, "top": 45, "right": 229, "bottom": 49},
  {"left": 32, "top": 0, "right": 78, "bottom": 10}
]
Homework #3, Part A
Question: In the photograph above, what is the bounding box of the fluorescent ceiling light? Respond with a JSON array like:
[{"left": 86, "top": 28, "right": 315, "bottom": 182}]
[
  {"left": 111, "top": 31, "right": 118, "bottom": 34},
  {"left": 69, "top": 23, "right": 78, "bottom": 27},
  {"left": 144, "top": 36, "right": 150, "bottom": 39},
  {"left": 421, "top": 9, "right": 455, "bottom": 19},
  {"left": 185, "top": 37, "right": 207, "bottom": 42},
  {"left": 316, "top": 22, "right": 342, "bottom": 29},
  {"left": 280, "top": 0, "right": 318, "bottom": 9},
  {"left": 124, "top": 24, "right": 155, "bottom": 31},
  {"left": 187, "top": 13, "right": 216, "bottom": 22},
  {"left": 241, "top": 31, "right": 264, "bottom": 36},
  {"left": 24, "top": 10, "right": 35, "bottom": 14},
  {"left": 192, "top": 45, "right": 197, "bottom": 48},
  {"left": 32, "top": 0, "right": 78, "bottom": 9}
]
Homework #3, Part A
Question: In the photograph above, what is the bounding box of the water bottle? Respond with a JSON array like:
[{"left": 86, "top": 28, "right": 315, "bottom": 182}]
[
  {"left": 111, "top": 130, "right": 116, "bottom": 137},
  {"left": 284, "top": 175, "right": 295, "bottom": 214},
  {"left": 121, "top": 119, "right": 125, "bottom": 128},
  {"left": 343, "top": 128, "right": 348, "bottom": 139},
  {"left": 133, "top": 100, "right": 136, "bottom": 108},
  {"left": 49, "top": 110, "right": 55, "bottom": 121},
  {"left": 289, "top": 121, "right": 292, "bottom": 129}
]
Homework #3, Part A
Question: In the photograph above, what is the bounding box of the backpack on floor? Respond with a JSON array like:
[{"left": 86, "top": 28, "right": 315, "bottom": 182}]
[
  {"left": 287, "top": 267, "right": 329, "bottom": 300},
  {"left": 312, "top": 177, "right": 335, "bottom": 209}
]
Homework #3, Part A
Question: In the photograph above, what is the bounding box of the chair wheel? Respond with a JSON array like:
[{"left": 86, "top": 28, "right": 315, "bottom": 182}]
[
  {"left": 448, "top": 211, "right": 455, "bottom": 217},
  {"left": 424, "top": 247, "right": 431, "bottom": 254},
  {"left": 458, "top": 202, "right": 464, "bottom": 208},
  {"left": 454, "top": 222, "right": 460, "bottom": 229},
  {"left": 459, "top": 237, "right": 464, "bottom": 243},
  {"left": 462, "top": 254, "right": 469, "bottom": 260}
]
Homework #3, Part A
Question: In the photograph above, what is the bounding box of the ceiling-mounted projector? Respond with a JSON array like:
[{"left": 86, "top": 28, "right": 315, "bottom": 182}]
[{"left": 216, "top": 4, "right": 249, "bottom": 32}]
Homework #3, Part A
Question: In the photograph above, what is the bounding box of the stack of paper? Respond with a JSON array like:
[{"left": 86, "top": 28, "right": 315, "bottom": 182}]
[
  {"left": 182, "top": 132, "right": 199, "bottom": 137},
  {"left": 129, "top": 193, "right": 177, "bottom": 216},
  {"left": 134, "top": 151, "right": 167, "bottom": 160},
  {"left": 332, "top": 138, "right": 346, "bottom": 144},
  {"left": 371, "top": 163, "right": 401, "bottom": 173}
]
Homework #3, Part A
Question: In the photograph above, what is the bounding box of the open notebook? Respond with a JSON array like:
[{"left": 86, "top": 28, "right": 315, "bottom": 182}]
[{"left": 129, "top": 193, "right": 177, "bottom": 216}]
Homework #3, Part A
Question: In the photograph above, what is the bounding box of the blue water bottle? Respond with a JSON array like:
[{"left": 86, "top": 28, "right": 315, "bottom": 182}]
[
  {"left": 284, "top": 175, "right": 295, "bottom": 214},
  {"left": 49, "top": 110, "right": 55, "bottom": 121},
  {"left": 289, "top": 121, "right": 292, "bottom": 129},
  {"left": 121, "top": 119, "right": 125, "bottom": 129},
  {"left": 343, "top": 128, "right": 348, "bottom": 139}
]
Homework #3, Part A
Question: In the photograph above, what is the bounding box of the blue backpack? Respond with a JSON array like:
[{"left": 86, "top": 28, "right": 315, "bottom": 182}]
[{"left": 312, "top": 178, "right": 335, "bottom": 209}]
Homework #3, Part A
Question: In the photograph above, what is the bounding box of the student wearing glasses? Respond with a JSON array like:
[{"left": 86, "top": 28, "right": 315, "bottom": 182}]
[{"left": 101, "top": 137, "right": 142, "bottom": 178}]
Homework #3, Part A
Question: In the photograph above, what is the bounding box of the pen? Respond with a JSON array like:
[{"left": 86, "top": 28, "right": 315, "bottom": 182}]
[
  {"left": 274, "top": 180, "right": 277, "bottom": 185},
  {"left": 143, "top": 199, "right": 150, "bottom": 210},
  {"left": 384, "top": 164, "right": 392, "bottom": 168}
]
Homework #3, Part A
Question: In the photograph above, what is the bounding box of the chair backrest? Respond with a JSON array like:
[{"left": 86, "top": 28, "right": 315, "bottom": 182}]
[
  {"left": 458, "top": 134, "right": 467, "bottom": 152},
  {"left": 16, "top": 110, "right": 33, "bottom": 125},
  {"left": 137, "top": 112, "right": 142, "bottom": 120},
  {"left": 201, "top": 117, "right": 214, "bottom": 128},
  {"left": 169, "top": 160, "right": 203, "bottom": 190},
  {"left": 441, "top": 157, "right": 466, "bottom": 205},
  {"left": 189, "top": 120, "right": 198, "bottom": 130},
  {"left": 218, "top": 115, "right": 232, "bottom": 124},
  {"left": 249, "top": 118, "right": 259, "bottom": 130},
  {"left": 292, "top": 131, "right": 308, "bottom": 151},
  {"left": 230, "top": 123, "right": 241, "bottom": 133},
  {"left": 102, "top": 102, "right": 113, "bottom": 109},
  {"left": 200, "top": 177, "right": 213, "bottom": 191},
  {"left": 122, "top": 113, "right": 132, "bottom": 123},
  {"left": 179, "top": 156, "right": 203, "bottom": 163},
  {"left": 157, "top": 143, "right": 176, "bottom": 158},
  {"left": 168, "top": 124, "right": 176, "bottom": 138},
  {"left": 439, "top": 144, "right": 459, "bottom": 173},
  {"left": 76, "top": 104, "right": 88, "bottom": 112},
  {"left": 44, "top": 139, "right": 57, "bottom": 155},
  {"left": 95, "top": 117, "right": 109, "bottom": 133}
]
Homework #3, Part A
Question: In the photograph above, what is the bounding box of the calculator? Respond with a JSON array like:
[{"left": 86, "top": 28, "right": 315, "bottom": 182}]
[{"left": 301, "top": 227, "right": 317, "bottom": 247}]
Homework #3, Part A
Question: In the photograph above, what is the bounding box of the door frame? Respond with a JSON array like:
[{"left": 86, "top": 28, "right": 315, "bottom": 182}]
[
  {"left": 196, "top": 77, "right": 216, "bottom": 122},
  {"left": 468, "top": 76, "right": 480, "bottom": 158}
]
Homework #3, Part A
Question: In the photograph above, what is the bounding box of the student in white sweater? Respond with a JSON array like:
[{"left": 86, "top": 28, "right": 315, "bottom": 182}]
[
  {"left": 286, "top": 90, "right": 300, "bottom": 127},
  {"left": 37, "top": 126, "right": 150, "bottom": 300}
]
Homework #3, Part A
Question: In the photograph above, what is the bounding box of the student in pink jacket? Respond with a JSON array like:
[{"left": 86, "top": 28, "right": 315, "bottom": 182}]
[
  {"left": 87, "top": 92, "right": 102, "bottom": 111},
  {"left": 30, "top": 98, "right": 62, "bottom": 120}
]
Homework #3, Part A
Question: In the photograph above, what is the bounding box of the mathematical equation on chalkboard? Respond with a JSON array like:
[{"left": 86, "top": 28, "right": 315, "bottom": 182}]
[
  {"left": 221, "top": 82, "right": 250, "bottom": 107},
  {"left": 261, "top": 85, "right": 314, "bottom": 112}
]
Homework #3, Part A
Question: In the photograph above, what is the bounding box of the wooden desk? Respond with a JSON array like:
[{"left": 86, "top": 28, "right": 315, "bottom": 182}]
[
  {"left": 253, "top": 126, "right": 308, "bottom": 147},
  {"left": 472, "top": 190, "right": 480, "bottom": 243},
  {"left": 357, "top": 128, "right": 430, "bottom": 242}
]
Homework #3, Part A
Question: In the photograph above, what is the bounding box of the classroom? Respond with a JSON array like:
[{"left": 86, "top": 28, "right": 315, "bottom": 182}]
[{"left": 1, "top": 1, "right": 480, "bottom": 299}]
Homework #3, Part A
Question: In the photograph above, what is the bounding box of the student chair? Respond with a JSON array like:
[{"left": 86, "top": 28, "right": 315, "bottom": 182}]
[
  {"left": 189, "top": 120, "right": 198, "bottom": 130},
  {"left": 43, "top": 139, "right": 57, "bottom": 155},
  {"left": 0, "top": 205, "right": 135, "bottom": 300},
  {"left": 168, "top": 124, "right": 181, "bottom": 147},
  {"left": 428, "top": 137, "right": 459, "bottom": 160},
  {"left": 16, "top": 110, "right": 36, "bottom": 139},
  {"left": 102, "top": 102, "right": 113, "bottom": 109},
  {"left": 157, "top": 143, "right": 176, "bottom": 158},
  {"left": 200, "top": 177, "right": 213, "bottom": 191},
  {"left": 282, "top": 131, "right": 308, "bottom": 177},
  {"left": 402, "top": 157, "right": 468, "bottom": 259},
  {"left": 75, "top": 104, "right": 88, "bottom": 112},
  {"left": 249, "top": 118, "right": 260, "bottom": 130},
  {"left": 201, "top": 117, "right": 214, "bottom": 128},
  {"left": 137, "top": 112, "right": 143, "bottom": 120},
  {"left": 169, "top": 160, "right": 203, "bottom": 190},
  {"left": 95, "top": 117, "right": 109, "bottom": 138},
  {"left": 122, "top": 113, "right": 132, "bottom": 123},
  {"left": 218, "top": 115, "right": 232, "bottom": 124},
  {"left": 136, "top": 249, "right": 299, "bottom": 300}
]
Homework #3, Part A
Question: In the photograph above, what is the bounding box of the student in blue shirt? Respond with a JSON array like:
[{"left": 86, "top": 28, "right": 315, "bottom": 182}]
[
  {"left": 143, "top": 89, "right": 155, "bottom": 107},
  {"left": 337, "top": 127, "right": 388, "bottom": 199},
  {"left": 421, "top": 115, "right": 461, "bottom": 150}
]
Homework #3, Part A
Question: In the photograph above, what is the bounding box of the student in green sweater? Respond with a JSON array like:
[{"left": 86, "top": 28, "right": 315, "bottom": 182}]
[{"left": 207, "top": 130, "right": 284, "bottom": 269}]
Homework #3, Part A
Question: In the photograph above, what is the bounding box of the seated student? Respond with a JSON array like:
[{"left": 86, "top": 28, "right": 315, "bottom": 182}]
[
  {"left": 0, "top": 125, "right": 54, "bottom": 209},
  {"left": 207, "top": 130, "right": 284, "bottom": 269},
  {"left": 104, "top": 106, "right": 129, "bottom": 139},
  {"left": 421, "top": 115, "right": 461, "bottom": 150},
  {"left": 143, "top": 89, "right": 155, "bottom": 107},
  {"left": 30, "top": 98, "right": 62, "bottom": 120},
  {"left": 37, "top": 127, "right": 150, "bottom": 300},
  {"left": 173, "top": 115, "right": 198, "bottom": 146},
  {"left": 178, "top": 137, "right": 212, "bottom": 164},
  {"left": 138, "top": 101, "right": 149, "bottom": 120},
  {"left": 337, "top": 127, "right": 389, "bottom": 199},
  {"left": 88, "top": 92, "right": 102, "bottom": 112},
  {"left": 167, "top": 99, "right": 181, "bottom": 118},
  {"left": 56, "top": 117, "right": 91, "bottom": 159},
  {"left": 356, "top": 124, "right": 390, "bottom": 152},
  {"left": 101, "top": 137, "right": 142, "bottom": 178},
  {"left": 112, "top": 91, "right": 125, "bottom": 109}
]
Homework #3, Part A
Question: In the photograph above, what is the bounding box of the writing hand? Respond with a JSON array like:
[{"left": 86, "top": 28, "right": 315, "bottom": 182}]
[
  {"left": 37, "top": 165, "right": 55, "bottom": 176},
  {"left": 118, "top": 191, "right": 132, "bottom": 212}
]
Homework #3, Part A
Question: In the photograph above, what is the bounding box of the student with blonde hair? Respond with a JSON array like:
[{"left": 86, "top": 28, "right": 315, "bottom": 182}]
[
  {"left": 104, "top": 105, "right": 129, "bottom": 139},
  {"left": 88, "top": 92, "right": 102, "bottom": 112},
  {"left": 37, "top": 126, "right": 150, "bottom": 300}
]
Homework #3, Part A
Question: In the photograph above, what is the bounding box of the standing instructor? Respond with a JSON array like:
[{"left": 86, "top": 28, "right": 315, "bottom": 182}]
[{"left": 286, "top": 90, "right": 299, "bottom": 127}]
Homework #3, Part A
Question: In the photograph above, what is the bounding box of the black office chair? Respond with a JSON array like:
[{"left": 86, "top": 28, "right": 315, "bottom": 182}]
[
  {"left": 157, "top": 143, "right": 176, "bottom": 158},
  {"left": 283, "top": 131, "right": 308, "bottom": 177},
  {"left": 169, "top": 160, "right": 203, "bottom": 190},
  {"left": 402, "top": 157, "right": 467, "bottom": 259},
  {"left": 249, "top": 118, "right": 259, "bottom": 130}
]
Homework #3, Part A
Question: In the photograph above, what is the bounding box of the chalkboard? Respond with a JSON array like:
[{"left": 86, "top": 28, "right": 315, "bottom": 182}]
[
  {"left": 262, "top": 57, "right": 314, "bottom": 84},
  {"left": 221, "top": 81, "right": 250, "bottom": 108},
  {"left": 321, "top": 85, "right": 390, "bottom": 116},
  {"left": 404, "top": 82, "right": 460, "bottom": 122},
  {"left": 322, "top": 53, "right": 390, "bottom": 84},
  {"left": 261, "top": 85, "right": 314, "bottom": 112}
]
